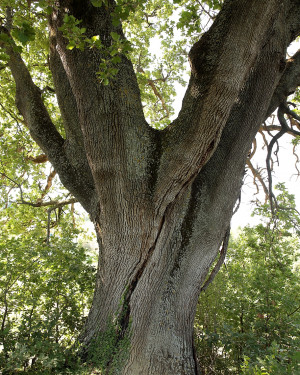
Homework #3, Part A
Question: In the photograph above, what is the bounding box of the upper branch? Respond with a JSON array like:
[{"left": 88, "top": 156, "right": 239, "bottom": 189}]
[
  {"left": 0, "top": 27, "right": 96, "bottom": 214},
  {"left": 50, "top": 1, "right": 156, "bottom": 206},
  {"left": 266, "top": 49, "right": 300, "bottom": 118},
  {"left": 154, "top": 0, "right": 289, "bottom": 213},
  {"left": 166, "top": 0, "right": 300, "bottom": 248},
  {"left": 0, "top": 26, "right": 65, "bottom": 157}
]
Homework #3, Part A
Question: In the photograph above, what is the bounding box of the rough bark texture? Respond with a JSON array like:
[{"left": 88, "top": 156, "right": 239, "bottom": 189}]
[{"left": 2, "top": 0, "right": 300, "bottom": 374}]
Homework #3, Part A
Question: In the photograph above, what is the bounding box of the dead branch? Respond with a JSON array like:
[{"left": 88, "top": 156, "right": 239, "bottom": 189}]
[
  {"left": 27, "top": 154, "right": 48, "bottom": 163},
  {"left": 38, "top": 169, "right": 57, "bottom": 201},
  {"left": 46, "top": 198, "right": 77, "bottom": 245},
  {"left": 293, "top": 144, "right": 300, "bottom": 176},
  {"left": 266, "top": 111, "right": 287, "bottom": 214},
  {"left": 259, "top": 126, "right": 269, "bottom": 149},
  {"left": 266, "top": 102, "right": 300, "bottom": 214},
  {"left": 248, "top": 138, "right": 257, "bottom": 160},
  {"left": 246, "top": 159, "right": 269, "bottom": 199}
]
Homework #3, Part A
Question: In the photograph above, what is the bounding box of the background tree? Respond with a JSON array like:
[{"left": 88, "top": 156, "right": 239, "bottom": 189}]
[
  {"left": 195, "top": 185, "right": 300, "bottom": 375},
  {"left": 0, "top": 207, "right": 96, "bottom": 374},
  {"left": 0, "top": 0, "right": 300, "bottom": 373}
]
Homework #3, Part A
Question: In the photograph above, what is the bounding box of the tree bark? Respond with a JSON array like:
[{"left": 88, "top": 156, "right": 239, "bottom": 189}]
[{"left": 2, "top": 0, "right": 300, "bottom": 374}]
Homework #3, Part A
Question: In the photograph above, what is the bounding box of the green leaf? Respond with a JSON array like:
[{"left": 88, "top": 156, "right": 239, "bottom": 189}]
[
  {"left": 0, "top": 33, "right": 13, "bottom": 45},
  {"left": 91, "top": 0, "right": 103, "bottom": 7},
  {"left": 110, "top": 32, "right": 120, "bottom": 41},
  {"left": 111, "top": 55, "right": 121, "bottom": 64},
  {"left": 110, "top": 49, "right": 118, "bottom": 56},
  {"left": 112, "top": 17, "right": 121, "bottom": 27},
  {"left": 11, "top": 21, "right": 36, "bottom": 45},
  {"left": 66, "top": 41, "right": 76, "bottom": 50}
]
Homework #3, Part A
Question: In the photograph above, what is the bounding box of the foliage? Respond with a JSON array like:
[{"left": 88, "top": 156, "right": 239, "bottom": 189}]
[
  {"left": 0, "top": 212, "right": 96, "bottom": 374},
  {"left": 58, "top": 13, "right": 132, "bottom": 85},
  {"left": 195, "top": 185, "right": 300, "bottom": 374},
  {"left": 241, "top": 341, "right": 300, "bottom": 375},
  {"left": 0, "top": 0, "right": 222, "bottom": 129}
]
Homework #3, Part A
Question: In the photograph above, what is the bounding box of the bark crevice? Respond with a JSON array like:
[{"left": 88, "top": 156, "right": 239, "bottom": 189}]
[{"left": 119, "top": 210, "right": 168, "bottom": 336}]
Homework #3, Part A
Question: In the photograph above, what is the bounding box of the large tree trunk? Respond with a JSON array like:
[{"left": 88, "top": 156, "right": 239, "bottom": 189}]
[{"left": 3, "top": 0, "right": 300, "bottom": 373}]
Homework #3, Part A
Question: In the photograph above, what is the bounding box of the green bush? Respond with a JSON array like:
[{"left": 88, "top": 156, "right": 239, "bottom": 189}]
[
  {"left": 0, "top": 229, "right": 96, "bottom": 374},
  {"left": 195, "top": 186, "right": 300, "bottom": 374}
]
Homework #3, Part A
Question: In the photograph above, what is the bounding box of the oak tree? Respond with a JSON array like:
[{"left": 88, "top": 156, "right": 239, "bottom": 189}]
[{"left": 1, "top": 0, "right": 300, "bottom": 373}]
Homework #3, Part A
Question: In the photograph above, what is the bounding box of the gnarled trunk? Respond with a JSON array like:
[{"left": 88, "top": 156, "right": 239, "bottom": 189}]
[{"left": 82, "top": 177, "right": 236, "bottom": 374}]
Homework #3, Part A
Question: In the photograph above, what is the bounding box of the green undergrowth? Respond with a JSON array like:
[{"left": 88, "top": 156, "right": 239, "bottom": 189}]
[{"left": 86, "top": 318, "right": 131, "bottom": 375}]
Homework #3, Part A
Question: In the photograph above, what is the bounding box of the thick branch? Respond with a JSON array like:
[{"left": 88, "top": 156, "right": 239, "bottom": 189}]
[
  {"left": 0, "top": 28, "right": 96, "bottom": 214},
  {"left": 49, "top": 1, "right": 156, "bottom": 213},
  {"left": 154, "top": 0, "right": 289, "bottom": 213},
  {"left": 49, "top": 35, "right": 84, "bottom": 148},
  {"left": 266, "top": 49, "right": 300, "bottom": 118},
  {"left": 175, "top": 1, "right": 300, "bottom": 285},
  {"left": 0, "top": 26, "right": 65, "bottom": 157}
]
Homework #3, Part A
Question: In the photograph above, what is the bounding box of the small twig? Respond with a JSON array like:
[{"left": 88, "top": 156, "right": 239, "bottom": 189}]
[
  {"left": 260, "top": 124, "right": 282, "bottom": 132},
  {"left": 1, "top": 172, "right": 27, "bottom": 203},
  {"left": 46, "top": 198, "right": 77, "bottom": 245},
  {"left": 196, "top": 0, "right": 217, "bottom": 20},
  {"left": 137, "top": 67, "right": 170, "bottom": 118},
  {"left": 246, "top": 159, "right": 269, "bottom": 199},
  {"left": 277, "top": 205, "right": 300, "bottom": 216},
  {"left": 292, "top": 144, "right": 300, "bottom": 176},
  {"left": 284, "top": 103, "right": 300, "bottom": 122},
  {"left": 248, "top": 138, "right": 257, "bottom": 160},
  {"left": 259, "top": 127, "right": 269, "bottom": 149},
  {"left": 71, "top": 202, "right": 76, "bottom": 228},
  {"left": 0, "top": 102, "right": 25, "bottom": 125},
  {"left": 287, "top": 305, "right": 300, "bottom": 317},
  {"left": 42, "top": 85, "right": 56, "bottom": 94},
  {"left": 200, "top": 226, "right": 230, "bottom": 293}
]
